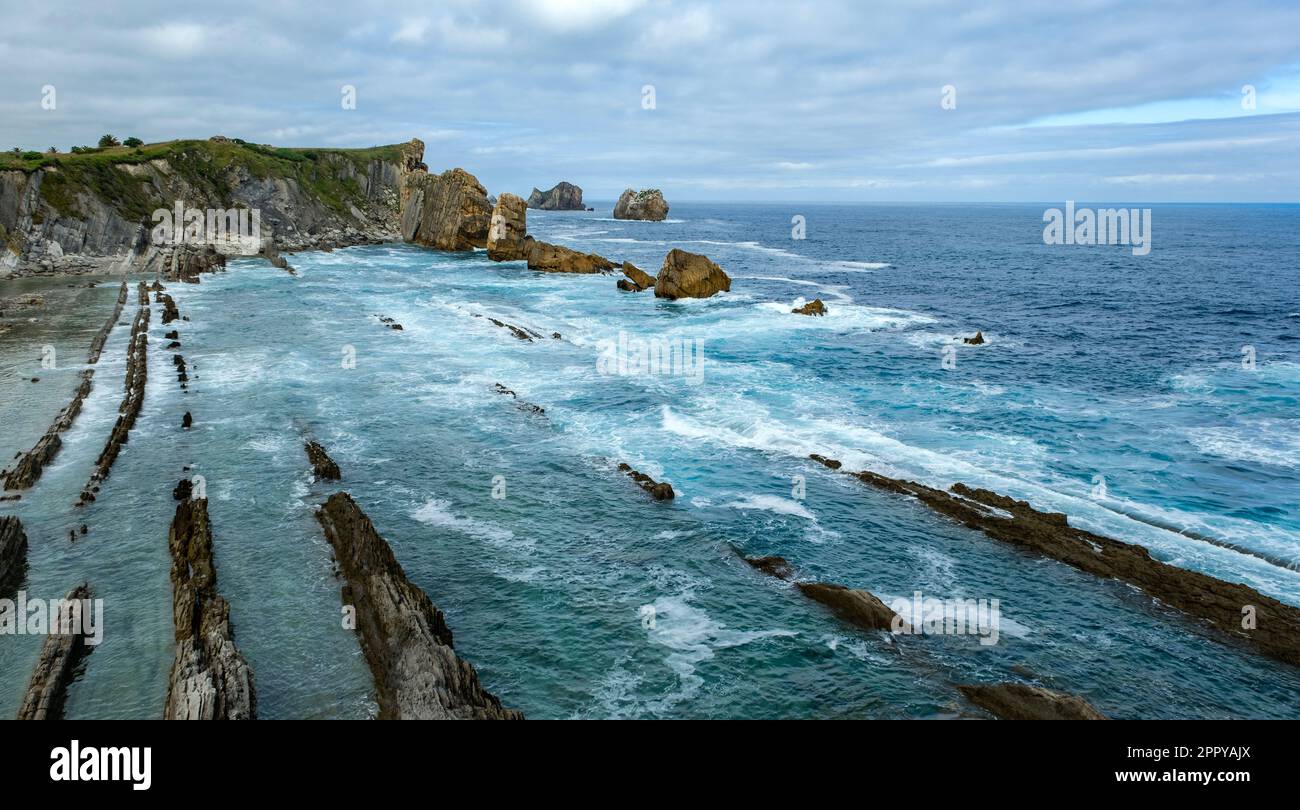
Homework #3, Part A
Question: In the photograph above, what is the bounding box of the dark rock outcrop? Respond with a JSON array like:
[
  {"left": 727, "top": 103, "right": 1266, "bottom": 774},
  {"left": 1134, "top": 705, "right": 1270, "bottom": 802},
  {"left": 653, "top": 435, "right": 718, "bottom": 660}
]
[
  {"left": 164, "top": 244, "right": 227, "bottom": 283},
  {"left": 959, "top": 683, "right": 1106, "bottom": 720},
  {"left": 493, "top": 383, "right": 545, "bottom": 415},
  {"left": 793, "top": 298, "right": 827, "bottom": 316},
  {"left": 522, "top": 236, "right": 616, "bottom": 274},
  {"left": 963, "top": 331, "right": 985, "bottom": 345},
  {"left": 16, "top": 583, "right": 95, "bottom": 720},
  {"left": 182, "top": 411, "right": 192, "bottom": 429},
  {"left": 618, "top": 463, "right": 675, "bottom": 501},
  {"left": 654, "top": 249, "right": 731, "bottom": 299},
  {"left": 808, "top": 453, "right": 1300, "bottom": 668},
  {"left": 486, "top": 193, "right": 528, "bottom": 261},
  {"left": 526, "top": 182, "right": 584, "bottom": 211},
  {"left": 164, "top": 496, "right": 256, "bottom": 720},
  {"left": 305, "top": 441, "right": 342, "bottom": 481},
  {"left": 401, "top": 167, "right": 492, "bottom": 251},
  {"left": 0, "top": 515, "right": 27, "bottom": 596},
  {"left": 315, "top": 492, "right": 523, "bottom": 719},
  {"left": 613, "top": 188, "right": 669, "bottom": 221},
  {"left": 160, "top": 293, "right": 180, "bottom": 324}
]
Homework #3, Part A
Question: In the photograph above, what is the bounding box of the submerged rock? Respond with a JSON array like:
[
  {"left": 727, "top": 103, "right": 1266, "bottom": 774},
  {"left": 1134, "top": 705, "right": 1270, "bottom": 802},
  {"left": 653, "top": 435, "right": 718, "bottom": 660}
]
[
  {"left": 745, "top": 555, "right": 796, "bottom": 581},
  {"left": 165, "top": 496, "right": 256, "bottom": 719},
  {"left": 315, "top": 492, "right": 523, "bottom": 719},
  {"left": 613, "top": 188, "right": 669, "bottom": 221},
  {"left": 654, "top": 248, "right": 731, "bottom": 299},
  {"left": 617, "top": 463, "right": 675, "bottom": 501},
  {"left": 305, "top": 441, "right": 342, "bottom": 481},
  {"left": 401, "top": 167, "right": 493, "bottom": 251},
  {"left": 526, "top": 181, "right": 584, "bottom": 211},
  {"left": 959, "top": 683, "right": 1106, "bottom": 720},
  {"left": 16, "top": 583, "right": 96, "bottom": 720},
  {"left": 793, "top": 298, "right": 827, "bottom": 316},
  {"left": 487, "top": 193, "right": 528, "bottom": 261}
]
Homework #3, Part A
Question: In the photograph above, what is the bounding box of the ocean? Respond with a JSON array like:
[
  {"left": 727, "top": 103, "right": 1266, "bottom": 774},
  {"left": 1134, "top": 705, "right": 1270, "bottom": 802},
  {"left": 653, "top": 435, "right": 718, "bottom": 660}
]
[{"left": 2, "top": 202, "right": 1298, "bottom": 718}]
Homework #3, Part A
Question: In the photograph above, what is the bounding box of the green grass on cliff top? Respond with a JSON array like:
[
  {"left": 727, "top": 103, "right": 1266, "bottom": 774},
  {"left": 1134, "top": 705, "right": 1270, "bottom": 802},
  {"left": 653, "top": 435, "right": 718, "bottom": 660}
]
[{"left": 0, "top": 138, "right": 410, "bottom": 221}]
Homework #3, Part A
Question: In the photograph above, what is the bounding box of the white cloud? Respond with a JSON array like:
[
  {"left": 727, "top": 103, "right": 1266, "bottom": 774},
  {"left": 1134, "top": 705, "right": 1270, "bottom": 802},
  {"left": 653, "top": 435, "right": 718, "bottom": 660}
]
[
  {"left": 391, "top": 18, "right": 431, "bottom": 45},
  {"left": 523, "top": 0, "right": 646, "bottom": 33},
  {"left": 138, "top": 23, "right": 206, "bottom": 58}
]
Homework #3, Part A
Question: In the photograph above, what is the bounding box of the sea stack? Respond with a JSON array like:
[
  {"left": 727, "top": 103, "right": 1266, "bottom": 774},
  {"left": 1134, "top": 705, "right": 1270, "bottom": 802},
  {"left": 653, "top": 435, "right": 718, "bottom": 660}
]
[
  {"left": 401, "top": 167, "right": 493, "bottom": 251},
  {"left": 487, "top": 193, "right": 528, "bottom": 261},
  {"left": 613, "top": 188, "right": 669, "bottom": 221},
  {"left": 526, "top": 182, "right": 584, "bottom": 211}
]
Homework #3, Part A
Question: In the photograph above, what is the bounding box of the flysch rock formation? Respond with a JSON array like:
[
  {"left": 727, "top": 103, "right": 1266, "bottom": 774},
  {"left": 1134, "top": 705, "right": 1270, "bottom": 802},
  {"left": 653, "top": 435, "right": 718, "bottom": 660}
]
[
  {"left": 1, "top": 138, "right": 426, "bottom": 277},
  {"left": 3, "top": 281, "right": 128, "bottom": 492},
  {"left": 16, "top": 582, "right": 95, "bottom": 720},
  {"left": 78, "top": 283, "right": 150, "bottom": 505},
  {"left": 959, "top": 683, "right": 1107, "bottom": 720},
  {"left": 315, "top": 492, "right": 523, "bottom": 719},
  {"left": 400, "top": 167, "right": 493, "bottom": 251},
  {"left": 743, "top": 554, "right": 907, "bottom": 633},
  {"left": 654, "top": 248, "right": 731, "bottom": 299},
  {"left": 0, "top": 515, "right": 28, "bottom": 597},
  {"left": 808, "top": 454, "right": 1300, "bottom": 668},
  {"left": 164, "top": 495, "right": 256, "bottom": 720},
  {"left": 613, "top": 188, "right": 669, "bottom": 221},
  {"left": 526, "top": 181, "right": 584, "bottom": 211},
  {"left": 486, "top": 193, "right": 528, "bottom": 261},
  {"left": 616, "top": 261, "right": 654, "bottom": 292}
]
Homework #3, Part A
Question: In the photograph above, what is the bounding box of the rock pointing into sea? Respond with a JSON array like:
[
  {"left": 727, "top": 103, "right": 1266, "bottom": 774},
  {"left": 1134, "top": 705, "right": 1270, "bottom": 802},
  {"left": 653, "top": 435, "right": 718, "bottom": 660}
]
[
  {"left": 526, "top": 182, "right": 585, "bottom": 211},
  {"left": 315, "top": 492, "right": 523, "bottom": 719},
  {"left": 487, "top": 193, "right": 528, "bottom": 261},
  {"left": 613, "top": 188, "right": 669, "bottom": 221},
  {"left": 401, "top": 167, "right": 492, "bottom": 251},
  {"left": 654, "top": 248, "right": 731, "bottom": 299}
]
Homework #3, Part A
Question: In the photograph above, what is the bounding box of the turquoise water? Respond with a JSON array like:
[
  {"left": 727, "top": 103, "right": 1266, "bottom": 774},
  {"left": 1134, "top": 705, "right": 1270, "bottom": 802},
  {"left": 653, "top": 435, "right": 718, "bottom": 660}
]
[{"left": 2, "top": 203, "right": 1299, "bottom": 718}]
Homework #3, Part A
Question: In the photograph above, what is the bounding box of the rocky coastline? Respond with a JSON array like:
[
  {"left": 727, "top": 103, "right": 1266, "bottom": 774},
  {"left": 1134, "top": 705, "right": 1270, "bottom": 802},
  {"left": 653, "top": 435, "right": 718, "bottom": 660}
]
[{"left": 16, "top": 582, "right": 96, "bottom": 720}]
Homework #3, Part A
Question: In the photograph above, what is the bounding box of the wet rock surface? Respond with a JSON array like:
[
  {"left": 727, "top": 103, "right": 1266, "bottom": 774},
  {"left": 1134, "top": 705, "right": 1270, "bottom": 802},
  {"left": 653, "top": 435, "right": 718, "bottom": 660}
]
[
  {"left": 744, "top": 555, "right": 795, "bottom": 581},
  {"left": 164, "top": 496, "right": 256, "bottom": 719},
  {"left": 523, "top": 236, "right": 616, "bottom": 274},
  {"left": 486, "top": 193, "right": 528, "bottom": 261},
  {"left": 793, "top": 298, "right": 827, "bottom": 316},
  {"left": 959, "top": 683, "right": 1106, "bottom": 720},
  {"left": 16, "top": 583, "right": 95, "bottom": 720},
  {"left": 315, "top": 492, "right": 523, "bottom": 719},
  {"left": 796, "top": 582, "right": 907, "bottom": 633}
]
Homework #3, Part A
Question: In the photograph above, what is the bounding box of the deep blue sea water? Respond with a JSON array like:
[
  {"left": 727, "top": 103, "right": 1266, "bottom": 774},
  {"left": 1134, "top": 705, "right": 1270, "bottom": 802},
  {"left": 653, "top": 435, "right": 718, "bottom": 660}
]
[{"left": 2, "top": 202, "right": 1299, "bottom": 718}]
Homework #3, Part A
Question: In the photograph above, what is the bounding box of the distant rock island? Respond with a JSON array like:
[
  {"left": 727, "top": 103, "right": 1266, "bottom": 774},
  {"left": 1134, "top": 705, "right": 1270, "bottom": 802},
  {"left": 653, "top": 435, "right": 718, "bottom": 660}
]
[
  {"left": 526, "top": 182, "right": 585, "bottom": 210},
  {"left": 613, "top": 188, "right": 669, "bottom": 221}
]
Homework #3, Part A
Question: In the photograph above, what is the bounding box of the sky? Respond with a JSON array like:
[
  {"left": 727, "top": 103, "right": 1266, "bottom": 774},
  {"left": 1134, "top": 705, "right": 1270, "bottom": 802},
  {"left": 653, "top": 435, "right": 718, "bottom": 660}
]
[{"left": 1, "top": 0, "right": 1298, "bottom": 202}]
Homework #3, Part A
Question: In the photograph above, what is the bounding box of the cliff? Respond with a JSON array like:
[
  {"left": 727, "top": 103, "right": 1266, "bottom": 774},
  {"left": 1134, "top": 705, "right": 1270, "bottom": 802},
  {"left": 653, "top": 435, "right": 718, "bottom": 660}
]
[{"left": 0, "top": 137, "right": 426, "bottom": 276}]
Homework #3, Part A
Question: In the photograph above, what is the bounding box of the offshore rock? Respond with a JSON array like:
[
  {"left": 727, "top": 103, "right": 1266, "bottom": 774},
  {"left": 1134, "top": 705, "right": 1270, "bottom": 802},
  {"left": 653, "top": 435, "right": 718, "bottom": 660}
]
[
  {"left": 654, "top": 248, "right": 731, "bottom": 299},
  {"left": 618, "top": 463, "right": 675, "bottom": 501},
  {"left": 486, "top": 193, "right": 528, "bottom": 261},
  {"left": 793, "top": 298, "right": 827, "bottom": 316},
  {"left": 613, "top": 188, "right": 669, "bottom": 221},
  {"left": 305, "top": 440, "right": 342, "bottom": 481},
  {"left": 401, "top": 167, "right": 492, "bottom": 251},
  {"left": 797, "top": 582, "right": 908, "bottom": 633},
  {"left": 16, "top": 583, "right": 96, "bottom": 720},
  {"left": 526, "top": 181, "right": 584, "bottom": 211},
  {"left": 523, "top": 236, "right": 615, "bottom": 274},
  {"left": 0, "top": 515, "right": 28, "bottom": 596}
]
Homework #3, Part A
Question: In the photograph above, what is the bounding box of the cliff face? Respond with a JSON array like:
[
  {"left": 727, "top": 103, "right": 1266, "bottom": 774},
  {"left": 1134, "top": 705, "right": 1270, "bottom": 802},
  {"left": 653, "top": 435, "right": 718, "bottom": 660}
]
[{"left": 0, "top": 138, "right": 426, "bottom": 277}]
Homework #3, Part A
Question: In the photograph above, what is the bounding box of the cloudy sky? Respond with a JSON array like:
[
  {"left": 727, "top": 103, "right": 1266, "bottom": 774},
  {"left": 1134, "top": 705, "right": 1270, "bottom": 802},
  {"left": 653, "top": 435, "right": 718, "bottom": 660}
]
[{"left": 2, "top": 0, "right": 1299, "bottom": 201}]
